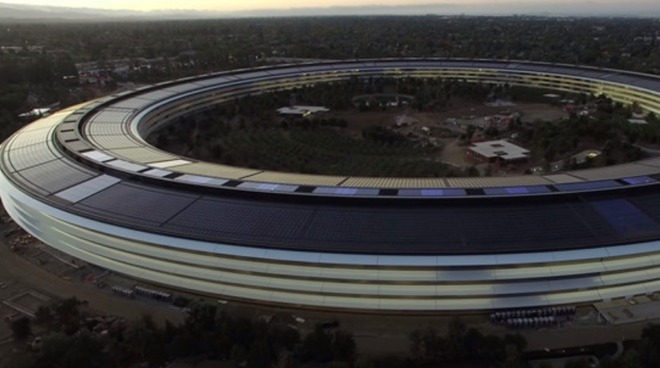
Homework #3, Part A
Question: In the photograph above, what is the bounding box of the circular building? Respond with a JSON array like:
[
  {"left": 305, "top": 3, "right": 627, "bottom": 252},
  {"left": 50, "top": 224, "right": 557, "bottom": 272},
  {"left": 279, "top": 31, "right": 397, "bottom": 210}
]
[{"left": 1, "top": 59, "right": 660, "bottom": 312}]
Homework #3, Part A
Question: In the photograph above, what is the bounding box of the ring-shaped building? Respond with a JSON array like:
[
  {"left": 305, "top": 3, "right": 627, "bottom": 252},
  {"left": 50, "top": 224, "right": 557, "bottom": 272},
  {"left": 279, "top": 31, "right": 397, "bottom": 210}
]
[{"left": 2, "top": 59, "right": 660, "bottom": 312}]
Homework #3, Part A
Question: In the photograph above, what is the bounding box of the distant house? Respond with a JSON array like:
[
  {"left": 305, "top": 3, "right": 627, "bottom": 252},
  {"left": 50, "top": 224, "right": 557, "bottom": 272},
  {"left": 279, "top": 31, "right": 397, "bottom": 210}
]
[
  {"left": 277, "top": 105, "right": 329, "bottom": 117},
  {"left": 467, "top": 139, "right": 530, "bottom": 164}
]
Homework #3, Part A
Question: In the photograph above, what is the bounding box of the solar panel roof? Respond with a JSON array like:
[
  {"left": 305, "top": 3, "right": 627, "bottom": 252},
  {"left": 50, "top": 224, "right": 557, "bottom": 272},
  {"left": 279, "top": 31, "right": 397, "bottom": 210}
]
[
  {"left": 17, "top": 160, "right": 95, "bottom": 194},
  {"left": 5, "top": 58, "right": 660, "bottom": 256},
  {"left": 6, "top": 143, "right": 61, "bottom": 172},
  {"left": 36, "top": 176, "right": 660, "bottom": 255}
]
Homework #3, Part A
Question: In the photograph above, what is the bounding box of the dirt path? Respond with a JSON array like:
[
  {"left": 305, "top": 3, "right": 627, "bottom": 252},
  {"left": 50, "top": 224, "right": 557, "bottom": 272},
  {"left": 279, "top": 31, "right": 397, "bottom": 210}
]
[{"left": 439, "top": 138, "right": 471, "bottom": 167}]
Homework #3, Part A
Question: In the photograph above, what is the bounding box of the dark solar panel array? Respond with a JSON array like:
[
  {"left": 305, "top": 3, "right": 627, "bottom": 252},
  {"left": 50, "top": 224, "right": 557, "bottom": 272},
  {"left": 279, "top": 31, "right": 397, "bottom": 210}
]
[
  {"left": 51, "top": 178, "right": 660, "bottom": 254},
  {"left": 578, "top": 70, "right": 610, "bottom": 79},
  {"left": 316, "top": 208, "right": 471, "bottom": 252},
  {"left": 632, "top": 79, "right": 660, "bottom": 90},
  {"left": 471, "top": 62, "right": 505, "bottom": 69},
  {"left": 6, "top": 144, "right": 61, "bottom": 172},
  {"left": 607, "top": 75, "right": 640, "bottom": 84},
  {"left": 75, "top": 182, "right": 199, "bottom": 226},
  {"left": 591, "top": 199, "right": 658, "bottom": 237},
  {"left": 17, "top": 160, "right": 95, "bottom": 194},
  {"left": 555, "top": 180, "right": 622, "bottom": 192},
  {"left": 454, "top": 202, "right": 616, "bottom": 250},
  {"left": 167, "top": 197, "right": 315, "bottom": 241},
  {"left": 628, "top": 193, "right": 660, "bottom": 223}
]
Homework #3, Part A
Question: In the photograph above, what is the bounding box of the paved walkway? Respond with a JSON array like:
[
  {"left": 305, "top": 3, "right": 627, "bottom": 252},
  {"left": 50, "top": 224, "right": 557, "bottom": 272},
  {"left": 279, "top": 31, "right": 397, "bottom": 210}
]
[{"left": 595, "top": 295, "right": 660, "bottom": 325}]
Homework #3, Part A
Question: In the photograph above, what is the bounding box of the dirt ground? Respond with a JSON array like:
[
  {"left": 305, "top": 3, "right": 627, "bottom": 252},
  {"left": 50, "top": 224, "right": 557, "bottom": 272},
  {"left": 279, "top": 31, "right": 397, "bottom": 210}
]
[
  {"left": 338, "top": 101, "right": 565, "bottom": 129},
  {"left": 438, "top": 138, "right": 475, "bottom": 168},
  {"left": 333, "top": 100, "right": 566, "bottom": 174},
  {"left": 518, "top": 103, "right": 568, "bottom": 123}
]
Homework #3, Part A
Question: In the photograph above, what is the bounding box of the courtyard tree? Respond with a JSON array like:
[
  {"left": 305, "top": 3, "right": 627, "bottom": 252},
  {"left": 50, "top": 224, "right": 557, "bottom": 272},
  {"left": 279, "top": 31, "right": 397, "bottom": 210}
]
[{"left": 11, "top": 316, "right": 32, "bottom": 340}]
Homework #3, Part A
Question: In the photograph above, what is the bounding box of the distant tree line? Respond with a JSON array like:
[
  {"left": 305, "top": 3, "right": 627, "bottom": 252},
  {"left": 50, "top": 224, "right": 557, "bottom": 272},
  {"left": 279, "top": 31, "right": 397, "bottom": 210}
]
[
  {"left": 0, "top": 51, "right": 103, "bottom": 142},
  {"left": 408, "top": 317, "right": 527, "bottom": 368},
  {"left": 10, "top": 298, "right": 356, "bottom": 368},
  {"left": 1, "top": 17, "right": 657, "bottom": 74},
  {"left": 11, "top": 297, "right": 660, "bottom": 368},
  {"left": 517, "top": 95, "right": 651, "bottom": 167}
]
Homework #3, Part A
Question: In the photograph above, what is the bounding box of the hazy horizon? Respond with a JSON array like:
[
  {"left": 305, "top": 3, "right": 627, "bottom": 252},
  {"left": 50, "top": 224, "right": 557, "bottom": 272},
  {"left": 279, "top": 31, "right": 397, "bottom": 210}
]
[
  {"left": 0, "top": 0, "right": 658, "bottom": 19},
  {"left": 0, "top": 0, "right": 590, "bottom": 12}
]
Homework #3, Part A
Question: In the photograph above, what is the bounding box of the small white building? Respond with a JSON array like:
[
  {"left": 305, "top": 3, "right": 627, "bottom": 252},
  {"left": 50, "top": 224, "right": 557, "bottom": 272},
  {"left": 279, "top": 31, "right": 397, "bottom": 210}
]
[
  {"left": 467, "top": 139, "right": 530, "bottom": 163},
  {"left": 19, "top": 108, "right": 52, "bottom": 119},
  {"left": 277, "top": 105, "right": 329, "bottom": 117}
]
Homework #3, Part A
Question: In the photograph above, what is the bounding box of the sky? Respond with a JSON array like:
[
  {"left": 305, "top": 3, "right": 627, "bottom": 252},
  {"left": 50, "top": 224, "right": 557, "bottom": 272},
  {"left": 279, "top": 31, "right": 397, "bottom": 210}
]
[{"left": 0, "top": 0, "right": 647, "bottom": 12}]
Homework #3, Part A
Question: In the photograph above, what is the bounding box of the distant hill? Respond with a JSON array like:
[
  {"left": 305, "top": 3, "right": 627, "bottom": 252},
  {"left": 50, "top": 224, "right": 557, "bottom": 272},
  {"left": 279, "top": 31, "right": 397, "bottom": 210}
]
[
  {"left": 0, "top": 3, "right": 215, "bottom": 22},
  {"left": 0, "top": 1, "right": 657, "bottom": 22},
  {"left": 232, "top": 2, "right": 660, "bottom": 18},
  {"left": 0, "top": 3, "right": 142, "bottom": 21}
]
